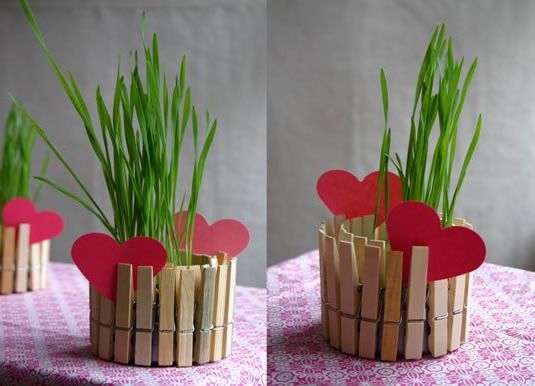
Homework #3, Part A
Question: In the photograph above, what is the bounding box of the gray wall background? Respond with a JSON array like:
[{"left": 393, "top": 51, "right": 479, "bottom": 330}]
[
  {"left": 268, "top": 0, "right": 535, "bottom": 272},
  {"left": 0, "top": 0, "right": 266, "bottom": 287}
]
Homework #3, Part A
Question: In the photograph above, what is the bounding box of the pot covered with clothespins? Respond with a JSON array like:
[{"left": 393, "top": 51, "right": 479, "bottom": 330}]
[
  {"left": 315, "top": 23, "right": 487, "bottom": 361},
  {"left": 18, "top": 0, "right": 249, "bottom": 367},
  {"left": 0, "top": 103, "right": 64, "bottom": 295}
]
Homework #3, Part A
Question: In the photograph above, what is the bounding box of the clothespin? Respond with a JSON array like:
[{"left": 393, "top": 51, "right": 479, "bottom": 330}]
[
  {"left": 211, "top": 260, "right": 228, "bottom": 361},
  {"left": 14, "top": 224, "right": 30, "bottom": 293},
  {"left": 194, "top": 265, "right": 216, "bottom": 364},
  {"left": 318, "top": 224, "right": 329, "bottom": 340},
  {"left": 175, "top": 266, "right": 197, "bottom": 367},
  {"left": 158, "top": 267, "right": 176, "bottom": 366},
  {"left": 448, "top": 274, "right": 465, "bottom": 351},
  {"left": 427, "top": 279, "right": 448, "bottom": 357},
  {"left": 222, "top": 259, "right": 237, "bottom": 358},
  {"left": 324, "top": 231, "right": 341, "bottom": 349},
  {"left": 1, "top": 227, "right": 16, "bottom": 294},
  {"left": 381, "top": 251, "right": 403, "bottom": 361},
  {"left": 114, "top": 263, "right": 134, "bottom": 364},
  {"left": 134, "top": 266, "right": 154, "bottom": 366}
]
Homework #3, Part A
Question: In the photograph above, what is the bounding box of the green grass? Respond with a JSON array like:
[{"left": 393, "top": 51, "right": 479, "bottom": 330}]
[
  {"left": 17, "top": 0, "right": 217, "bottom": 266},
  {"left": 376, "top": 24, "right": 481, "bottom": 227},
  {"left": 0, "top": 102, "right": 49, "bottom": 216}
]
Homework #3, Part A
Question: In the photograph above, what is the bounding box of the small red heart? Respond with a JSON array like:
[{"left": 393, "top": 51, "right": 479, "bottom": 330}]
[
  {"left": 71, "top": 233, "right": 167, "bottom": 301},
  {"left": 316, "top": 170, "right": 403, "bottom": 224},
  {"left": 387, "top": 201, "right": 486, "bottom": 282},
  {"left": 174, "top": 212, "right": 250, "bottom": 258},
  {"left": 2, "top": 197, "right": 64, "bottom": 244}
]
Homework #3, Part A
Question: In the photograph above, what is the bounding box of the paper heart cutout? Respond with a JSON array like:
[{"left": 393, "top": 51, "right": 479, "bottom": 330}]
[
  {"left": 2, "top": 197, "right": 64, "bottom": 244},
  {"left": 174, "top": 212, "right": 250, "bottom": 258},
  {"left": 387, "top": 201, "right": 486, "bottom": 282},
  {"left": 71, "top": 233, "right": 167, "bottom": 301},
  {"left": 316, "top": 170, "right": 403, "bottom": 225}
]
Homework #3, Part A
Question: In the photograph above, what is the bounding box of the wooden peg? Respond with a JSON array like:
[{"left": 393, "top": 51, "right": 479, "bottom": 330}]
[
  {"left": 461, "top": 272, "right": 473, "bottom": 342},
  {"left": 427, "top": 279, "right": 448, "bottom": 357},
  {"left": 176, "top": 266, "right": 197, "bottom": 367},
  {"left": 350, "top": 217, "right": 363, "bottom": 236},
  {"left": 358, "top": 245, "right": 381, "bottom": 359},
  {"left": 216, "top": 251, "right": 228, "bottom": 266},
  {"left": 324, "top": 233, "right": 341, "bottom": 349},
  {"left": 381, "top": 251, "right": 403, "bottom": 361},
  {"left": 404, "top": 246, "right": 428, "bottom": 360},
  {"left": 89, "top": 284, "right": 101, "bottom": 355},
  {"left": 114, "top": 263, "right": 134, "bottom": 364},
  {"left": 368, "top": 239, "right": 386, "bottom": 289},
  {"left": 374, "top": 222, "right": 388, "bottom": 243},
  {"left": 1, "top": 227, "right": 16, "bottom": 294},
  {"left": 353, "top": 235, "right": 366, "bottom": 286},
  {"left": 135, "top": 266, "right": 154, "bottom": 366},
  {"left": 318, "top": 225, "right": 329, "bottom": 340},
  {"left": 222, "top": 259, "right": 237, "bottom": 358},
  {"left": 194, "top": 265, "right": 216, "bottom": 364},
  {"left": 158, "top": 267, "right": 176, "bottom": 366},
  {"left": 333, "top": 214, "right": 346, "bottom": 239},
  {"left": 15, "top": 224, "right": 30, "bottom": 293},
  {"left": 98, "top": 294, "right": 115, "bottom": 361},
  {"left": 448, "top": 274, "right": 466, "bottom": 352},
  {"left": 40, "top": 239, "right": 50, "bottom": 288},
  {"left": 211, "top": 263, "right": 228, "bottom": 361},
  {"left": 338, "top": 229, "right": 359, "bottom": 355},
  {"left": 362, "top": 215, "right": 375, "bottom": 240},
  {"left": 28, "top": 242, "right": 41, "bottom": 290}
]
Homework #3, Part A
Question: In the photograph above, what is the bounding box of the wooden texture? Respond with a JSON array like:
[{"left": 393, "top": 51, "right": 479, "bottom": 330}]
[
  {"left": 368, "top": 239, "right": 385, "bottom": 288},
  {"left": 362, "top": 215, "right": 375, "bottom": 240},
  {"left": 194, "top": 265, "right": 216, "bottom": 364},
  {"left": 29, "top": 242, "right": 41, "bottom": 290},
  {"left": 222, "top": 259, "right": 237, "bottom": 359},
  {"left": 158, "top": 267, "right": 176, "bottom": 366},
  {"left": 358, "top": 245, "right": 381, "bottom": 359},
  {"left": 381, "top": 251, "right": 403, "bottom": 361},
  {"left": 353, "top": 235, "right": 367, "bottom": 287},
  {"left": 461, "top": 272, "right": 473, "bottom": 342},
  {"left": 350, "top": 217, "right": 362, "bottom": 236},
  {"left": 114, "top": 263, "right": 133, "bottom": 364},
  {"left": 333, "top": 214, "right": 346, "bottom": 239},
  {"left": 404, "top": 246, "right": 428, "bottom": 360},
  {"left": 135, "top": 266, "right": 154, "bottom": 366},
  {"left": 338, "top": 229, "right": 359, "bottom": 355},
  {"left": 428, "top": 279, "right": 448, "bottom": 357},
  {"left": 1, "top": 227, "right": 16, "bottom": 294},
  {"left": 40, "top": 239, "right": 50, "bottom": 288},
  {"left": 448, "top": 274, "right": 466, "bottom": 352},
  {"left": 324, "top": 233, "right": 341, "bottom": 349},
  {"left": 176, "top": 266, "right": 196, "bottom": 367},
  {"left": 89, "top": 284, "right": 100, "bottom": 355},
  {"left": 98, "top": 294, "right": 115, "bottom": 361},
  {"left": 318, "top": 226, "right": 329, "bottom": 340},
  {"left": 211, "top": 263, "right": 228, "bottom": 362},
  {"left": 15, "top": 224, "right": 30, "bottom": 293}
]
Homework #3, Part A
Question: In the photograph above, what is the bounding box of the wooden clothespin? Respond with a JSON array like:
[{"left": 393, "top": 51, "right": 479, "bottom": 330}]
[
  {"left": 427, "top": 279, "right": 448, "bottom": 357},
  {"left": 448, "top": 274, "right": 465, "bottom": 351},
  {"left": 353, "top": 235, "right": 367, "bottom": 286},
  {"left": 176, "top": 266, "right": 197, "bottom": 367},
  {"left": 40, "top": 239, "right": 50, "bottom": 288},
  {"left": 134, "top": 266, "right": 154, "bottom": 366},
  {"left": 333, "top": 214, "right": 346, "bottom": 239},
  {"left": 222, "top": 258, "right": 237, "bottom": 359},
  {"left": 362, "top": 215, "right": 375, "bottom": 241},
  {"left": 368, "top": 239, "right": 386, "bottom": 289},
  {"left": 374, "top": 222, "right": 388, "bottom": 243},
  {"left": 98, "top": 293, "right": 115, "bottom": 361},
  {"left": 211, "top": 260, "right": 228, "bottom": 361},
  {"left": 318, "top": 224, "right": 329, "bottom": 340},
  {"left": 89, "top": 284, "right": 101, "bottom": 355},
  {"left": 324, "top": 232, "right": 341, "bottom": 349},
  {"left": 404, "top": 246, "right": 428, "bottom": 360},
  {"left": 338, "top": 228, "right": 359, "bottom": 355},
  {"left": 29, "top": 242, "right": 41, "bottom": 290},
  {"left": 158, "top": 266, "right": 176, "bottom": 366},
  {"left": 114, "top": 263, "right": 134, "bottom": 364},
  {"left": 1, "top": 227, "right": 16, "bottom": 294},
  {"left": 358, "top": 244, "right": 381, "bottom": 359},
  {"left": 14, "top": 224, "right": 30, "bottom": 293},
  {"left": 461, "top": 222, "right": 474, "bottom": 343},
  {"left": 381, "top": 251, "right": 403, "bottom": 361},
  {"left": 350, "top": 217, "right": 363, "bottom": 236},
  {"left": 194, "top": 265, "right": 216, "bottom": 364}
]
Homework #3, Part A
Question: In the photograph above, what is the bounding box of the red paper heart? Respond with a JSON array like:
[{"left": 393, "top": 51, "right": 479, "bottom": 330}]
[
  {"left": 71, "top": 233, "right": 167, "bottom": 301},
  {"left": 174, "top": 212, "right": 250, "bottom": 258},
  {"left": 2, "top": 197, "right": 64, "bottom": 244},
  {"left": 387, "top": 201, "right": 486, "bottom": 282},
  {"left": 316, "top": 170, "right": 403, "bottom": 224}
]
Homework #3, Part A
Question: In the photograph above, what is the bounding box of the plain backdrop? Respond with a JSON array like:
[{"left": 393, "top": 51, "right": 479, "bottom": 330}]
[
  {"left": 0, "top": 0, "right": 266, "bottom": 287},
  {"left": 268, "top": 0, "right": 535, "bottom": 272}
]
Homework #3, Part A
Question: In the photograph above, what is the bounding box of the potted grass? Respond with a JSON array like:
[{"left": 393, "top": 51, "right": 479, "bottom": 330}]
[
  {"left": 0, "top": 103, "right": 63, "bottom": 295},
  {"left": 316, "top": 24, "right": 486, "bottom": 361},
  {"left": 17, "top": 0, "right": 249, "bottom": 367}
]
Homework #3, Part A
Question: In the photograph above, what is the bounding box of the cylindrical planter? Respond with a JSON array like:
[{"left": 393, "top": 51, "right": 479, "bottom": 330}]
[
  {"left": 89, "top": 254, "right": 237, "bottom": 367},
  {"left": 0, "top": 223, "right": 51, "bottom": 294},
  {"left": 318, "top": 214, "right": 474, "bottom": 361}
]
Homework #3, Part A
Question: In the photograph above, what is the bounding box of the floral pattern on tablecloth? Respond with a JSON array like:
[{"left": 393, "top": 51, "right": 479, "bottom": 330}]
[
  {"left": 0, "top": 263, "right": 266, "bottom": 385},
  {"left": 267, "top": 251, "right": 535, "bottom": 385}
]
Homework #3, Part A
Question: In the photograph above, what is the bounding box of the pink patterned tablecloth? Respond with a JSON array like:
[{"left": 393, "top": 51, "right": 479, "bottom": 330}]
[
  {"left": 0, "top": 262, "right": 266, "bottom": 385},
  {"left": 268, "top": 251, "right": 535, "bottom": 385}
]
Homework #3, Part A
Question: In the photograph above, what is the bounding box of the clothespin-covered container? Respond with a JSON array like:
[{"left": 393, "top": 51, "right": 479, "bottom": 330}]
[{"left": 315, "top": 23, "right": 486, "bottom": 361}]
